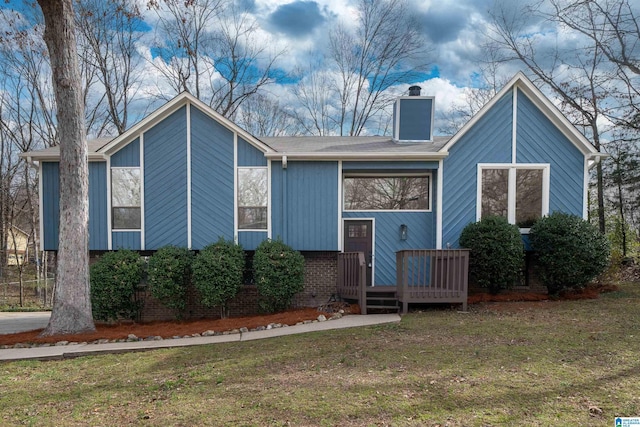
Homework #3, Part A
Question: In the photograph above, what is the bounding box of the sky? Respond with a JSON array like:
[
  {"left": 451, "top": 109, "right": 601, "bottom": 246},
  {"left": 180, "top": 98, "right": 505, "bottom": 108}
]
[{"left": 0, "top": 0, "right": 623, "bottom": 137}]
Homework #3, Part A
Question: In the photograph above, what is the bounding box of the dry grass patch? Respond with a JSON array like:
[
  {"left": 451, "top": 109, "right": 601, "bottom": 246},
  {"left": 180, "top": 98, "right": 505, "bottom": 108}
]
[{"left": 1, "top": 283, "right": 639, "bottom": 426}]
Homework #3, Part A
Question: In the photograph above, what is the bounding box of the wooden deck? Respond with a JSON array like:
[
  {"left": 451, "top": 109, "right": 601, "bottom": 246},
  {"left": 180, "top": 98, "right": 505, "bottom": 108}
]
[{"left": 337, "top": 250, "right": 469, "bottom": 313}]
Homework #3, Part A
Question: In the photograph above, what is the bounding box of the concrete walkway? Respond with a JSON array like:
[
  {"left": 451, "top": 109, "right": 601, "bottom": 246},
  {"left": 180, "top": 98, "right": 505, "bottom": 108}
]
[
  {"left": 0, "top": 311, "right": 51, "bottom": 335},
  {"left": 0, "top": 313, "right": 401, "bottom": 362}
]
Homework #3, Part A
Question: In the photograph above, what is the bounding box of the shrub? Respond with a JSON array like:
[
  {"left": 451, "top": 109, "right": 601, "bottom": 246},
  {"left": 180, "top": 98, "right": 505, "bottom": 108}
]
[
  {"left": 147, "top": 246, "right": 193, "bottom": 319},
  {"left": 192, "top": 238, "right": 245, "bottom": 318},
  {"left": 90, "top": 249, "right": 144, "bottom": 322},
  {"left": 529, "top": 212, "right": 610, "bottom": 295},
  {"left": 253, "top": 239, "right": 305, "bottom": 313},
  {"left": 459, "top": 215, "right": 524, "bottom": 294}
]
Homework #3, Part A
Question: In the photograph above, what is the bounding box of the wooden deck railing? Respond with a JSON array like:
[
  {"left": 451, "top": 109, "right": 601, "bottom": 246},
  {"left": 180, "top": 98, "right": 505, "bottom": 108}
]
[
  {"left": 396, "top": 249, "right": 469, "bottom": 313},
  {"left": 337, "top": 252, "right": 367, "bottom": 315}
]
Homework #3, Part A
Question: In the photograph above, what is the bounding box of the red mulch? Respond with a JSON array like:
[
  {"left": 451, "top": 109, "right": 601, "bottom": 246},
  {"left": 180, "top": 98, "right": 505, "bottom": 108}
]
[
  {"left": 468, "top": 283, "right": 619, "bottom": 304},
  {"left": 0, "top": 307, "right": 335, "bottom": 347}
]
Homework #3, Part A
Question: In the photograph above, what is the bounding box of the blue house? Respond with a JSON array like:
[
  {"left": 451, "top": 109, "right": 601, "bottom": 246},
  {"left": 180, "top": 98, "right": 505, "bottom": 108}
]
[{"left": 25, "top": 72, "right": 605, "bottom": 315}]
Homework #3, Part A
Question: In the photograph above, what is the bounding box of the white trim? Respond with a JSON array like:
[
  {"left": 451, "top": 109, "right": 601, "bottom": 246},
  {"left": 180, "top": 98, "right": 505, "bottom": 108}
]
[
  {"left": 264, "top": 151, "right": 448, "bottom": 161},
  {"left": 233, "top": 133, "right": 238, "bottom": 243},
  {"left": 342, "top": 217, "right": 376, "bottom": 286},
  {"left": 139, "top": 133, "right": 145, "bottom": 250},
  {"left": 267, "top": 159, "right": 272, "bottom": 239},
  {"left": 106, "top": 156, "right": 112, "bottom": 250},
  {"left": 111, "top": 229, "right": 141, "bottom": 233},
  {"left": 508, "top": 168, "right": 517, "bottom": 224},
  {"left": 583, "top": 157, "right": 589, "bottom": 219},
  {"left": 512, "top": 87, "right": 518, "bottom": 163},
  {"left": 337, "top": 160, "right": 343, "bottom": 251},
  {"left": 436, "top": 159, "right": 443, "bottom": 249},
  {"left": 476, "top": 163, "right": 551, "bottom": 226},
  {"left": 186, "top": 103, "right": 192, "bottom": 249},
  {"left": 38, "top": 162, "right": 44, "bottom": 254},
  {"left": 342, "top": 173, "right": 433, "bottom": 213},
  {"left": 393, "top": 99, "right": 401, "bottom": 141}
]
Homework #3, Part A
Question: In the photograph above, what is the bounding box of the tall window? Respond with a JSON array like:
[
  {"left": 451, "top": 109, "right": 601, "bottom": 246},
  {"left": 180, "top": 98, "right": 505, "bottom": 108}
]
[
  {"left": 343, "top": 175, "right": 430, "bottom": 211},
  {"left": 112, "top": 168, "right": 141, "bottom": 229},
  {"left": 238, "top": 168, "right": 267, "bottom": 230},
  {"left": 479, "top": 165, "right": 548, "bottom": 228}
]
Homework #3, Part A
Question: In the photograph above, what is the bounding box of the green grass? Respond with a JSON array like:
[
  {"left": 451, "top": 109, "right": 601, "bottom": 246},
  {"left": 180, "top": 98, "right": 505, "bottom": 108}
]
[{"left": 1, "top": 282, "right": 639, "bottom": 426}]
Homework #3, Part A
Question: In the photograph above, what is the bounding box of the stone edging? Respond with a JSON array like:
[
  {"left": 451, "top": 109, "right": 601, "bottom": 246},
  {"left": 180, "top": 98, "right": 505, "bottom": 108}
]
[{"left": 1, "top": 313, "right": 343, "bottom": 350}]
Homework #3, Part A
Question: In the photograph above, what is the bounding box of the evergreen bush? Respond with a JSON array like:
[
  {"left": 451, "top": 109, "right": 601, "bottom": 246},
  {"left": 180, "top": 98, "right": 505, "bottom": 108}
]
[
  {"left": 147, "top": 246, "right": 193, "bottom": 319},
  {"left": 529, "top": 212, "right": 610, "bottom": 295},
  {"left": 459, "top": 215, "right": 524, "bottom": 294},
  {"left": 253, "top": 239, "right": 305, "bottom": 313},
  {"left": 192, "top": 238, "right": 245, "bottom": 318},
  {"left": 90, "top": 249, "right": 144, "bottom": 321}
]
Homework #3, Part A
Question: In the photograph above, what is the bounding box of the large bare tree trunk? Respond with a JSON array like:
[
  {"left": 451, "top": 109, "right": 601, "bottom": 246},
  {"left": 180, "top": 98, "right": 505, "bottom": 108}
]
[{"left": 37, "top": 0, "right": 95, "bottom": 336}]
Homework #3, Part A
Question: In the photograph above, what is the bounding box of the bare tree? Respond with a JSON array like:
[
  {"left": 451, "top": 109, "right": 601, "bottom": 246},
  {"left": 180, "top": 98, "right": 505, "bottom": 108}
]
[
  {"left": 489, "top": 3, "right": 615, "bottom": 233},
  {"left": 236, "top": 93, "right": 299, "bottom": 137},
  {"left": 75, "top": 0, "right": 146, "bottom": 135},
  {"left": 37, "top": 0, "right": 95, "bottom": 335},
  {"left": 149, "top": 1, "right": 282, "bottom": 117},
  {"left": 291, "top": 63, "right": 339, "bottom": 136},
  {"left": 327, "top": 0, "right": 430, "bottom": 136}
]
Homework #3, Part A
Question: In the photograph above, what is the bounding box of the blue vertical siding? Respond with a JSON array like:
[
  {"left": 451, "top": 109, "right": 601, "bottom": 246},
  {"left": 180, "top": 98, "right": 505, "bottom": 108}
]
[
  {"left": 442, "top": 90, "right": 514, "bottom": 248},
  {"left": 144, "top": 106, "right": 188, "bottom": 248},
  {"left": 397, "top": 98, "right": 433, "bottom": 141},
  {"left": 343, "top": 211, "right": 435, "bottom": 286},
  {"left": 516, "top": 91, "right": 584, "bottom": 216},
  {"left": 190, "top": 106, "right": 235, "bottom": 249},
  {"left": 237, "top": 137, "right": 266, "bottom": 166},
  {"left": 271, "top": 161, "right": 339, "bottom": 251},
  {"left": 89, "top": 162, "right": 108, "bottom": 250},
  {"left": 238, "top": 231, "right": 268, "bottom": 250},
  {"left": 111, "top": 138, "right": 140, "bottom": 167},
  {"left": 112, "top": 231, "right": 141, "bottom": 250},
  {"left": 42, "top": 161, "right": 109, "bottom": 250},
  {"left": 342, "top": 161, "right": 440, "bottom": 171},
  {"left": 42, "top": 162, "right": 60, "bottom": 251}
]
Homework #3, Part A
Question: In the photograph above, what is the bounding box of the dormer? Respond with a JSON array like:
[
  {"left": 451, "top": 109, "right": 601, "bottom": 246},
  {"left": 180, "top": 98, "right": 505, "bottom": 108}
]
[{"left": 393, "top": 85, "right": 434, "bottom": 142}]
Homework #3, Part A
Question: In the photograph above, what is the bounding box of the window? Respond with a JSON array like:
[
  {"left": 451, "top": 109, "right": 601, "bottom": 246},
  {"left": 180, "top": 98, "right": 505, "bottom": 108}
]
[
  {"left": 238, "top": 168, "right": 267, "bottom": 230},
  {"left": 343, "top": 175, "right": 430, "bottom": 211},
  {"left": 478, "top": 165, "right": 548, "bottom": 228},
  {"left": 112, "top": 168, "right": 141, "bottom": 230}
]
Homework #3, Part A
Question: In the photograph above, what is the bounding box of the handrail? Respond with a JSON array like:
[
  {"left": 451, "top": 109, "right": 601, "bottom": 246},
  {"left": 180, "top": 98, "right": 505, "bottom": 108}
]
[
  {"left": 337, "top": 252, "right": 367, "bottom": 314},
  {"left": 396, "top": 249, "right": 469, "bottom": 312}
]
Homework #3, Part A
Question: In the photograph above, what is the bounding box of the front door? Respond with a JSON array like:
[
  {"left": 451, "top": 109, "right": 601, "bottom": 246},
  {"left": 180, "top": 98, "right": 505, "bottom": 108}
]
[{"left": 343, "top": 220, "right": 373, "bottom": 286}]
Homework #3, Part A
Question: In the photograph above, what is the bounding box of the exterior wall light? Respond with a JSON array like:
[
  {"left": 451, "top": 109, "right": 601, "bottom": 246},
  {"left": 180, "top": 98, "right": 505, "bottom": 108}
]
[{"left": 400, "top": 224, "right": 408, "bottom": 240}]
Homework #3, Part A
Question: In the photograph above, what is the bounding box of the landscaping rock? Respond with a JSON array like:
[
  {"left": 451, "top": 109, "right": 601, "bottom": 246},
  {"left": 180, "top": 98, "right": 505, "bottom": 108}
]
[
  {"left": 239, "top": 327, "right": 249, "bottom": 333},
  {"left": 317, "top": 315, "right": 327, "bottom": 322},
  {"left": 55, "top": 341, "right": 69, "bottom": 346},
  {"left": 127, "top": 334, "right": 138, "bottom": 342},
  {"left": 202, "top": 330, "right": 215, "bottom": 337}
]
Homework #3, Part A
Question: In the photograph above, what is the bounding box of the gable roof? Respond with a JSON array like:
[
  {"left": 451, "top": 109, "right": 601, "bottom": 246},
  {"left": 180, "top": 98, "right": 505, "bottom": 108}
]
[
  {"left": 440, "top": 72, "right": 603, "bottom": 157},
  {"left": 22, "top": 92, "right": 275, "bottom": 161}
]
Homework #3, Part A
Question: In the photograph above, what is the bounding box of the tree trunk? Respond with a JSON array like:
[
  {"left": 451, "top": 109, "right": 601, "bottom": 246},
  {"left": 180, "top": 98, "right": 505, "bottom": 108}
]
[{"left": 37, "top": 0, "right": 95, "bottom": 336}]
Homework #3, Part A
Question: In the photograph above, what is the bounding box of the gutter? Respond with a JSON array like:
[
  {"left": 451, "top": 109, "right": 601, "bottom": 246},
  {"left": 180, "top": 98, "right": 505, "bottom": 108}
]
[{"left": 264, "top": 151, "right": 450, "bottom": 161}]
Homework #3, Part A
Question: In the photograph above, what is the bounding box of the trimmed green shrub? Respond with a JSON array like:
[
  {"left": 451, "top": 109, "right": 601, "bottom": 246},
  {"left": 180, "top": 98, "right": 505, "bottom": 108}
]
[
  {"left": 529, "top": 212, "right": 610, "bottom": 295},
  {"left": 90, "top": 249, "right": 144, "bottom": 321},
  {"left": 192, "top": 238, "right": 245, "bottom": 318},
  {"left": 254, "top": 239, "right": 305, "bottom": 313},
  {"left": 459, "top": 215, "right": 524, "bottom": 294},
  {"left": 147, "top": 246, "right": 193, "bottom": 319}
]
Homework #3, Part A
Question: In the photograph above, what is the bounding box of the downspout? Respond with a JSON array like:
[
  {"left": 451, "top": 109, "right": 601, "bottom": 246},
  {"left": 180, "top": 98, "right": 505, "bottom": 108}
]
[{"left": 282, "top": 155, "right": 288, "bottom": 243}]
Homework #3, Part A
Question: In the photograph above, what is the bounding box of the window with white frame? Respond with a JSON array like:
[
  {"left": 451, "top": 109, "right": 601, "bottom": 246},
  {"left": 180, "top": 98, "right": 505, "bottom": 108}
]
[
  {"left": 238, "top": 167, "right": 267, "bottom": 230},
  {"left": 112, "top": 167, "right": 141, "bottom": 229},
  {"left": 479, "top": 164, "right": 548, "bottom": 228},
  {"left": 343, "top": 175, "right": 430, "bottom": 211}
]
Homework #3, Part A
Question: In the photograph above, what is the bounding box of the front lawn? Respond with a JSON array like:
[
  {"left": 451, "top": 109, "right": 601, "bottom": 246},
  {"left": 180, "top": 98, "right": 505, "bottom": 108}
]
[{"left": 1, "top": 282, "right": 639, "bottom": 426}]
